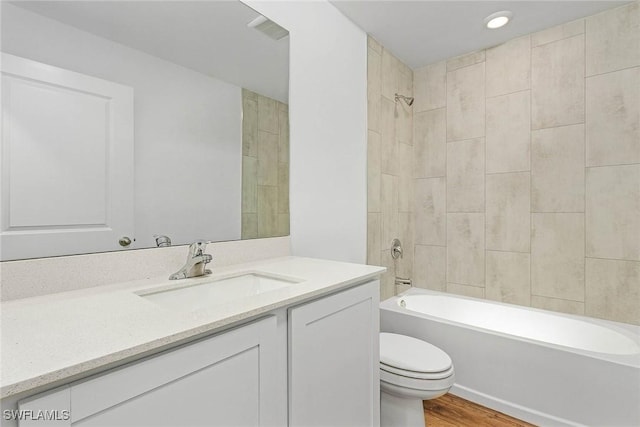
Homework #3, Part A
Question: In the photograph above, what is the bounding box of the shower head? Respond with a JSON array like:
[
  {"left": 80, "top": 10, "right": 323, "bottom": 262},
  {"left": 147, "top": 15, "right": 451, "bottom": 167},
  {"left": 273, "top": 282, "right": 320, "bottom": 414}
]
[{"left": 394, "top": 93, "right": 414, "bottom": 106}]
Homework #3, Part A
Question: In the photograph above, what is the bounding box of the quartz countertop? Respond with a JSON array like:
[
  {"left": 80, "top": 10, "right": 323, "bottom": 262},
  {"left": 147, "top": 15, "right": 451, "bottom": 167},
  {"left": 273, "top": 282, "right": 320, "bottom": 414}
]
[{"left": 0, "top": 256, "right": 385, "bottom": 398}]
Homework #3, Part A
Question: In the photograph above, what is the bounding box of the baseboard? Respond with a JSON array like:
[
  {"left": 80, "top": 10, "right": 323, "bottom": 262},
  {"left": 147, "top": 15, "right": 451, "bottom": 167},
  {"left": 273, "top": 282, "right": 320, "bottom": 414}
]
[{"left": 449, "top": 384, "right": 584, "bottom": 427}]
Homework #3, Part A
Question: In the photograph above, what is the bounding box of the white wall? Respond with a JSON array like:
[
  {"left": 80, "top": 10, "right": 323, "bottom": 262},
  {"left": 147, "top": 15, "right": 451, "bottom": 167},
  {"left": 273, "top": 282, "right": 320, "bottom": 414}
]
[
  {"left": 1, "top": 4, "right": 242, "bottom": 249},
  {"left": 244, "top": 1, "right": 368, "bottom": 263}
]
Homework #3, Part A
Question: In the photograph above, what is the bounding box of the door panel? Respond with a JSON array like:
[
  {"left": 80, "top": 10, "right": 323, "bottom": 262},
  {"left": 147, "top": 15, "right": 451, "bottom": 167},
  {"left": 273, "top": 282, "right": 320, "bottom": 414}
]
[
  {"left": 289, "top": 281, "right": 380, "bottom": 427},
  {"left": 1, "top": 53, "right": 134, "bottom": 260}
]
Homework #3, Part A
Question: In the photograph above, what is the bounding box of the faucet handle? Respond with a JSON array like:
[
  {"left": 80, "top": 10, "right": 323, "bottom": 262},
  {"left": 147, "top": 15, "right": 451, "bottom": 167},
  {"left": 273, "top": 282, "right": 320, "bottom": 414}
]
[
  {"left": 189, "top": 239, "right": 210, "bottom": 255},
  {"left": 391, "top": 238, "right": 403, "bottom": 259}
]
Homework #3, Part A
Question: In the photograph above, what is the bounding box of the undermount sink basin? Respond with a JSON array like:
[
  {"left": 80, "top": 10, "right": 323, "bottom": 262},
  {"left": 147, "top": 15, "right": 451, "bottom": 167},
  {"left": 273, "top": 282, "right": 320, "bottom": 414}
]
[{"left": 138, "top": 272, "right": 303, "bottom": 312}]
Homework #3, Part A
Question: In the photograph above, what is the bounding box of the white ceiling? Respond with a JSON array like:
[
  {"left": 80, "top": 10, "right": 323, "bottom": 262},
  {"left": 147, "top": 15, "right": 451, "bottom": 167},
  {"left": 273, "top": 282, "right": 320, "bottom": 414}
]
[
  {"left": 9, "top": 1, "right": 290, "bottom": 102},
  {"left": 331, "top": 0, "right": 629, "bottom": 69}
]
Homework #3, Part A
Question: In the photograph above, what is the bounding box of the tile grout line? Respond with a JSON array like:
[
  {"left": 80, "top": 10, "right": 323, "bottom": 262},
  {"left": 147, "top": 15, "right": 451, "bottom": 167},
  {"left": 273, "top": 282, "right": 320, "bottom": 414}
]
[
  {"left": 530, "top": 31, "right": 534, "bottom": 306},
  {"left": 444, "top": 61, "right": 448, "bottom": 293},
  {"left": 586, "top": 64, "right": 640, "bottom": 79},
  {"left": 484, "top": 55, "right": 488, "bottom": 300},
  {"left": 583, "top": 29, "right": 588, "bottom": 315}
]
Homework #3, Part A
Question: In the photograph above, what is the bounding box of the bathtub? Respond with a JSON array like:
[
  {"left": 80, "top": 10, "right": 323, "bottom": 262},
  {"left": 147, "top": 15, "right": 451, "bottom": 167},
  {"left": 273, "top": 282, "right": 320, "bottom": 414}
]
[{"left": 380, "top": 288, "right": 640, "bottom": 427}]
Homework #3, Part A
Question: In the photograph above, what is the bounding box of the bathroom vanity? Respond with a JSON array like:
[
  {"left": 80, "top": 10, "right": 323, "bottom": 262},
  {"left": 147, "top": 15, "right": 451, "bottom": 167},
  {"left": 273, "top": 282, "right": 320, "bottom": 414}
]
[{"left": 0, "top": 257, "right": 384, "bottom": 426}]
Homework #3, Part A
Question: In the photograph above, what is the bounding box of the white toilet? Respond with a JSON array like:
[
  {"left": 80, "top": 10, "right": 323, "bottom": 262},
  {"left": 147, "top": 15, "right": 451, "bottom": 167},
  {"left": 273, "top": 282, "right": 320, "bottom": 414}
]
[{"left": 380, "top": 332, "right": 455, "bottom": 427}]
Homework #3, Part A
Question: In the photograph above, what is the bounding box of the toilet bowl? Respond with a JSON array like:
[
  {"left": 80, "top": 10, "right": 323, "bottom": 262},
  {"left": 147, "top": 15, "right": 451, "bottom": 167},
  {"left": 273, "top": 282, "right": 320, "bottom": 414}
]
[{"left": 380, "top": 332, "right": 455, "bottom": 427}]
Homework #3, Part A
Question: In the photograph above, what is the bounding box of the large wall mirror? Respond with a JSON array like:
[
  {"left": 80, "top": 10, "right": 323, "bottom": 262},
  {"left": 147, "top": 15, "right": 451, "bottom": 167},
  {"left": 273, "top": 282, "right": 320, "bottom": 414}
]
[{"left": 0, "top": 0, "right": 289, "bottom": 260}]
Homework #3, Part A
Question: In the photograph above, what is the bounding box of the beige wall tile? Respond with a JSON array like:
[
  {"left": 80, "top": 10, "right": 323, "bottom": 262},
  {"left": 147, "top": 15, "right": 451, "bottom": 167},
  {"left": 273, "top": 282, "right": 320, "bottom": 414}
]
[
  {"left": 382, "top": 174, "right": 399, "bottom": 251},
  {"left": 396, "top": 68, "right": 413, "bottom": 145},
  {"left": 396, "top": 102, "right": 413, "bottom": 146},
  {"left": 447, "top": 62, "right": 485, "bottom": 141},
  {"left": 413, "top": 61, "right": 446, "bottom": 112},
  {"left": 277, "top": 213, "right": 289, "bottom": 237},
  {"left": 242, "top": 88, "right": 258, "bottom": 101},
  {"left": 586, "top": 67, "right": 640, "bottom": 166},
  {"left": 415, "top": 177, "right": 446, "bottom": 246},
  {"left": 368, "top": 36, "right": 382, "bottom": 55},
  {"left": 398, "top": 142, "right": 414, "bottom": 212},
  {"left": 531, "top": 295, "right": 585, "bottom": 316},
  {"left": 367, "top": 213, "right": 383, "bottom": 266},
  {"left": 398, "top": 213, "right": 414, "bottom": 279},
  {"left": 586, "top": 165, "right": 640, "bottom": 261},
  {"left": 486, "top": 172, "right": 531, "bottom": 252},
  {"left": 531, "top": 19, "right": 584, "bottom": 47},
  {"left": 447, "top": 213, "right": 485, "bottom": 286},
  {"left": 367, "top": 48, "right": 382, "bottom": 134},
  {"left": 367, "top": 47, "right": 382, "bottom": 97},
  {"left": 446, "top": 50, "right": 485, "bottom": 72},
  {"left": 486, "top": 91, "right": 531, "bottom": 173},
  {"left": 382, "top": 48, "right": 398, "bottom": 101},
  {"left": 586, "top": 258, "right": 640, "bottom": 325},
  {"left": 398, "top": 60, "right": 413, "bottom": 84},
  {"left": 531, "top": 124, "right": 585, "bottom": 212},
  {"left": 414, "top": 108, "right": 446, "bottom": 178},
  {"left": 381, "top": 97, "right": 397, "bottom": 175},
  {"left": 242, "top": 96, "right": 258, "bottom": 157},
  {"left": 380, "top": 249, "right": 395, "bottom": 301},
  {"left": 241, "top": 156, "right": 257, "bottom": 214},
  {"left": 486, "top": 36, "right": 531, "bottom": 97},
  {"left": 277, "top": 163, "right": 289, "bottom": 214},
  {"left": 257, "top": 94, "right": 278, "bottom": 134},
  {"left": 368, "top": 93, "right": 381, "bottom": 135},
  {"left": 447, "top": 138, "right": 485, "bottom": 212},
  {"left": 531, "top": 213, "right": 585, "bottom": 301},
  {"left": 367, "top": 131, "right": 381, "bottom": 213},
  {"left": 257, "top": 186, "right": 278, "bottom": 238},
  {"left": 278, "top": 104, "right": 289, "bottom": 165},
  {"left": 531, "top": 35, "right": 585, "bottom": 129},
  {"left": 257, "top": 131, "right": 278, "bottom": 186},
  {"left": 486, "top": 251, "right": 531, "bottom": 305},
  {"left": 414, "top": 245, "right": 446, "bottom": 291},
  {"left": 395, "top": 282, "right": 412, "bottom": 295},
  {"left": 241, "top": 213, "right": 257, "bottom": 240},
  {"left": 446, "top": 282, "right": 484, "bottom": 298},
  {"left": 586, "top": 2, "right": 640, "bottom": 76}
]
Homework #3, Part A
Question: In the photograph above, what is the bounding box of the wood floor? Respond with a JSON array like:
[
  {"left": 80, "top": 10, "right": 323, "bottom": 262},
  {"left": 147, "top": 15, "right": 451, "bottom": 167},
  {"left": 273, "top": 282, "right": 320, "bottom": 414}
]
[{"left": 423, "top": 394, "right": 536, "bottom": 427}]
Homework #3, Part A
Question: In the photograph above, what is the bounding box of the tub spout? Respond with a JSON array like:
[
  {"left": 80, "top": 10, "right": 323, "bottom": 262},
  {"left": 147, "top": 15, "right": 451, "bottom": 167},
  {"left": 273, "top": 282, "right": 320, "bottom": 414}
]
[{"left": 395, "top": 277, "right": 412, "bottom": 287}]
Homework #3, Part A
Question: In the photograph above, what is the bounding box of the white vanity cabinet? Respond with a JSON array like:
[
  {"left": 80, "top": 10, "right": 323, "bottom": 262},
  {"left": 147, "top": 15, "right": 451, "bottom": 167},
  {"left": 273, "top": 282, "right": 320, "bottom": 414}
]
[
  {"left": 18, "top": 316, "right": 282, "bottom": 427},
  {"left": 289, "top": 280, "right": 380, "bottom": 427},
  {"left": 15, "top": 279, "right": 380, "bottom": 427}
]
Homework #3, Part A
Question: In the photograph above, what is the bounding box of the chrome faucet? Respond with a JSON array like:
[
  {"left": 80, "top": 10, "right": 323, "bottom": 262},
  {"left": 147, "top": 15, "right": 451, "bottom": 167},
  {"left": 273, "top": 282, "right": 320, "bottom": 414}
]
[{"left": 169, "top": 240, "right": 213, "bottom": 280}]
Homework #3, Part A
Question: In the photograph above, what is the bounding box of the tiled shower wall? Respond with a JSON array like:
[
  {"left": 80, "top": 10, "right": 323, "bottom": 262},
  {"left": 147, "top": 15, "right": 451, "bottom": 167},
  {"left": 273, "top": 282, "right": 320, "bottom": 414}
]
[
  {"left": 412, "top": 2, "right": 640, "bottom": 324},
  {"left": 367, "top": 38, "right": 414, "bottom": 300},
  {"left": 367, "top": 2, "right": 640, "bottom": 324},
  {"left": 241, "top": 89, "right": 290, "bottom": 239}
]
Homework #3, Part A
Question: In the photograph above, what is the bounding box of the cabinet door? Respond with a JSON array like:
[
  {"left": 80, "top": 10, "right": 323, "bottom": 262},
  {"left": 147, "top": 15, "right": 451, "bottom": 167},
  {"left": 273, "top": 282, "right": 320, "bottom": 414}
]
[
  {"left": 18, "top": 316, "right": 280, "bottom": 427},
  {"left": 289, "top": 281, "right": 380, "bottom": 427}
]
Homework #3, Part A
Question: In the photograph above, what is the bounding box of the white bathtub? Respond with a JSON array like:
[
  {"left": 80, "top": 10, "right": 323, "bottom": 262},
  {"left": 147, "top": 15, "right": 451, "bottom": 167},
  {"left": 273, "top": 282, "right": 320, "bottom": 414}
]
[{"left": 380, "top": 288, "right": 640, "bottom": 427}]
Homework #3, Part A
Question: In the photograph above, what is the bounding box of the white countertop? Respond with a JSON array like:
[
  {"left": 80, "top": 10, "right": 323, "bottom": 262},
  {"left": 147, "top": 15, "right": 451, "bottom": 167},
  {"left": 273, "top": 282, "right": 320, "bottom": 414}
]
[{"left": 0, "top": 256, "right": 385, "bottom": 398}]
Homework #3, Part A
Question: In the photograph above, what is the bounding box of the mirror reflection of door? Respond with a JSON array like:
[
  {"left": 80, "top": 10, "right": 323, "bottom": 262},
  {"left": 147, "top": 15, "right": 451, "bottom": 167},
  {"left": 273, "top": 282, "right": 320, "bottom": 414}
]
[
  {"left": 0, "top": 1, "right": 289, "bottom": 260},
  {"left": 0, "top": 53, "right": 134, "bottom": 260}
]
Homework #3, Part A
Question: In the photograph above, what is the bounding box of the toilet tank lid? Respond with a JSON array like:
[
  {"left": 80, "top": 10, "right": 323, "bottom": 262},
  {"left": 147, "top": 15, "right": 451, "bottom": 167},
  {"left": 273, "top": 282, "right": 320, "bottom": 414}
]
[{"left": 380, "top": 332, "right": 452, "bottom": 373}]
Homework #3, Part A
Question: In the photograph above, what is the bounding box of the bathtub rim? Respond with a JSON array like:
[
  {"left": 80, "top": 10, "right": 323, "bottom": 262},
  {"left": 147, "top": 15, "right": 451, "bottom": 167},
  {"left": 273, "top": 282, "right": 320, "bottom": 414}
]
[{"left": 380, "top": 287, "right": 640, "bottom": 369}]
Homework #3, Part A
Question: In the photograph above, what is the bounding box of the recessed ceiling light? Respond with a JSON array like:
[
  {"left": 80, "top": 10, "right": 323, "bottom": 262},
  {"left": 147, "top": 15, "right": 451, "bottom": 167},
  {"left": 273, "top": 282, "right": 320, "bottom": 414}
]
[{"left": 484, "top": 11, "right": 513, "bottom": 29}]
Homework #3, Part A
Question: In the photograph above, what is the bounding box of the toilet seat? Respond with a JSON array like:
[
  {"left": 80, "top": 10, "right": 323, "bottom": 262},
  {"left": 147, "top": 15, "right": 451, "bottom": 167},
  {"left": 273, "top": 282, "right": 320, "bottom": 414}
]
[
  {"left": 380, "top": 332, "right": 452, "bottom": 373},
  {"left": 380, "top": 362, "right": 454, "bottom": 380}
]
